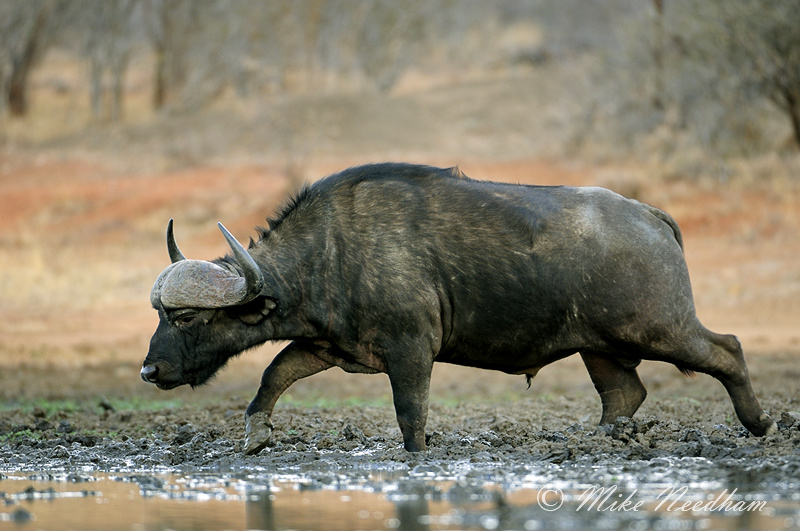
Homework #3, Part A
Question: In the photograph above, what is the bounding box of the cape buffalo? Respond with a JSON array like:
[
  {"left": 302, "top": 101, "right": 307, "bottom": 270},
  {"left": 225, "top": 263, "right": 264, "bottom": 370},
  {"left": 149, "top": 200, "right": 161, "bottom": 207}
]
[{"left": 142, "top": 163, "right": 776, "bottom": 454}]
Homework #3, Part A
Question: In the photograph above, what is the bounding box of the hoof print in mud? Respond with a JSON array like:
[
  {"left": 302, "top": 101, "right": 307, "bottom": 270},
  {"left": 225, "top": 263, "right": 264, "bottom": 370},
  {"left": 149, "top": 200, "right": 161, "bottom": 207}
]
[{"left": 244, "top": 412, "right": 273, "bottom": 455}]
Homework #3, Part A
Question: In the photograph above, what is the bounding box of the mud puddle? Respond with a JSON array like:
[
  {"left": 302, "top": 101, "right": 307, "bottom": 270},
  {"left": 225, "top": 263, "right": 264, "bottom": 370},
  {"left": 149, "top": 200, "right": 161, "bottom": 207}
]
[
  {"left": 3, "top": 395, "right": 800, "bottom": 529},
  {"left": 2, "top": 459, "right": 800, "bottom": 530}
]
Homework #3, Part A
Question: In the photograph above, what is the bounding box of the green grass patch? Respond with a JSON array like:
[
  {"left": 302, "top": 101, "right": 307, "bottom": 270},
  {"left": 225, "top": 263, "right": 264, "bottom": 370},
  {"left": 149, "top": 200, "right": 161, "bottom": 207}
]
[
  {"left": 104, "top": 397, "right": 186, "bottom": 412},
  {"left": 81, "top": 428, "right": 118, "bottom": 439},
  {"left": 0, "top": 397, "right": 189, "bottom": 416},
  {"left": 0, "top": 429, "right": 45, "bottom": 443},
  {"left": 1, "top": 398, "right": 84, "bottom": 416},
  {"left": 678, "top": 397, "right": 703, "bottom": 408}
]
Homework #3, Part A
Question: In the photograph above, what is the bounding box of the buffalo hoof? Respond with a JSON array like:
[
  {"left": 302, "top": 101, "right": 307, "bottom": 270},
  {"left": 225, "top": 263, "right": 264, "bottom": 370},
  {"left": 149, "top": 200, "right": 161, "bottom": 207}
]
[
  {"left": 761, "top": 413, "right": 778, "bottom": 436},
  {"left": 244, "top": 411, "right": 273, "bottom": 455}
]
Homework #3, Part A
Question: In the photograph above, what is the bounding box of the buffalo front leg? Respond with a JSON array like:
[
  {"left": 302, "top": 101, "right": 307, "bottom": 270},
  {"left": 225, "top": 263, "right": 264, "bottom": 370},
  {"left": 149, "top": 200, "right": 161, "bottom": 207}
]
[
  {"left": 386, "top": 348, "right": 434, "bottom": 452},
  {"left": 580, "top": 350, "right": 647, "bottom": 425},
  {"left": 244, "top": 341, "right": 333, "bottom": 455}
]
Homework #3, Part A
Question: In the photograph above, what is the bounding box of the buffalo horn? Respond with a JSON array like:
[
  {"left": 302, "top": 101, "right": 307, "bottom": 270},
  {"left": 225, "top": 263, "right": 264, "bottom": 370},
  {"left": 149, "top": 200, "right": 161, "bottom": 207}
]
[
  {"left": 218, "top": 222, "right": 265, "bottom": 303},
  {"left": 166, "top": 219, "right": 186, "bottom": 263}
]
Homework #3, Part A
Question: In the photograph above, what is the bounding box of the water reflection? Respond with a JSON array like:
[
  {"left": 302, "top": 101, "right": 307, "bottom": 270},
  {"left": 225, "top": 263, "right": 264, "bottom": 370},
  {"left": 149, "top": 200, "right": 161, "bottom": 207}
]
[
  {"left": 0, "top": 470, "right": 798, "bottom": 530},
  {"left": 243, "top": 482, "right": 434, "bottom": 531},
  {"left": 246, "top": 492, "right": 275, "bottom": 531},
  {"left": 395, "top": 498, "right": 431, "bottom": 531}
]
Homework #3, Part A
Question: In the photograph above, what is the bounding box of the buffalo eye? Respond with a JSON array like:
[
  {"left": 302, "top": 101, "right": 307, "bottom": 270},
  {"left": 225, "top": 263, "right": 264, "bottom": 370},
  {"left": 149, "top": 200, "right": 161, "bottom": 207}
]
[{"left": 172, "top": 310, "right": 199, "bottom": 328}]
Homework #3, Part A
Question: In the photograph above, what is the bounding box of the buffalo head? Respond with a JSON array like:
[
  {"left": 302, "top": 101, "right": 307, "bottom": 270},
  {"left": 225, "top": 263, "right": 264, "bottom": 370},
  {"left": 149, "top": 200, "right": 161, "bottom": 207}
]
[{"left": 141, "top": 220, "right": 276, "bottom": 389}]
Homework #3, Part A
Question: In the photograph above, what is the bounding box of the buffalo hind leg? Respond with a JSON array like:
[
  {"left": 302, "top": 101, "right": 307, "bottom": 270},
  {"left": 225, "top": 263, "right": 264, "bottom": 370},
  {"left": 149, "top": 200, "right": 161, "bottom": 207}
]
[
  {"left": 646, "top": 327, "right": 777, "bottom": 436},
  {"left": 244, "top": 341, "right": 334, "bottom": 455},
  {"left": 696, "top": 331, "right": 776, "bottom": 436},
  {"left": 581, "top": 350, "right": 647, "bottom": 425}
]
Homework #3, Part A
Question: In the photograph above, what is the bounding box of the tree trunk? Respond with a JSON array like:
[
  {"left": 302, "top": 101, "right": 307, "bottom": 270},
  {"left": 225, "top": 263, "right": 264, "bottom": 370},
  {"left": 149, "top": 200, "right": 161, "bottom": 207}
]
[
  {"left": 651, "top": 0, "right": 665, "bottom": 111},
  {"left": 7, "top": 5, "right": 49, "bottom": 117},
  {"left": 153, "top": 47, "right": 166, "bottom": 109},
  {"left": 787, "top": 90, "right": 800, "bottom": 148},
  {"left": 89, "top": 58, "right": 103, "bottom": 120},
  {"left": 111, "top": 54, "right": 128, "bottom": 121}
]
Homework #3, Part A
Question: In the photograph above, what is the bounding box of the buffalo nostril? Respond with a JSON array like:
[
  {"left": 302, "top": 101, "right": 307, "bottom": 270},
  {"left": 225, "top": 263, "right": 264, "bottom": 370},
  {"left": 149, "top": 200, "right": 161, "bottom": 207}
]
[{"left": 141, "top": 365, "right": 159, "bottom": 382}]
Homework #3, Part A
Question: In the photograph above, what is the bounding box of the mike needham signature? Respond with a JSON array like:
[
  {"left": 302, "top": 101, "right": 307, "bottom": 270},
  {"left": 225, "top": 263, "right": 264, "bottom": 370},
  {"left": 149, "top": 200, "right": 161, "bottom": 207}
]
[{"left": 536, "top": 485, "right": 768, "bottom": 513}]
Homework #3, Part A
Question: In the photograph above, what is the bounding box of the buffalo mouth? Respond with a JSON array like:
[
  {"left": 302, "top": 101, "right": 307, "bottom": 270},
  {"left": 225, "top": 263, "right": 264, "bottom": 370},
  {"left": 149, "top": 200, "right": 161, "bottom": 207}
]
[
  {"left": 141, "top": 360, "right": 216, "bottom": 390},
  {"left": 141, "top": 363, "right": 186, "bottom": 390},
  {"left": 155, "top": 381, "right": 183, "bottom": 391}
]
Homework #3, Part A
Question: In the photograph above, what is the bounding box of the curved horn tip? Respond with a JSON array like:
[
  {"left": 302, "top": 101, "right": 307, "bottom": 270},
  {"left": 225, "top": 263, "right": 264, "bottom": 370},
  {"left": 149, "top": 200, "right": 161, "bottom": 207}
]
[
  {"left": 217, "top": 222, "right": 235, "bottom": 245},
  {"left": 166, "top": 218, "right": 186, "bottom": 263},
  {"left": 218, "top": 222, "right": 247, "bottom": 257},
  {"left": 217, "top": 221, "right": 265, "bottom": 302}
]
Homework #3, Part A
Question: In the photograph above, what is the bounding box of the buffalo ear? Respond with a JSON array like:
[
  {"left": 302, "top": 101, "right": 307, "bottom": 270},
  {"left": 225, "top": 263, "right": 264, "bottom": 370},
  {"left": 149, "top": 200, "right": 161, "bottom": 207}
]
[{"left": 238, "top": 298, "right": 277, "bottom": 325}]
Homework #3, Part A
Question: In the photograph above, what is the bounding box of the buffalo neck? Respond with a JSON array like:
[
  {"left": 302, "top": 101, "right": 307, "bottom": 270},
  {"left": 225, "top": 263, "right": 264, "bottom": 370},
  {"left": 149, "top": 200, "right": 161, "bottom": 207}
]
[{"left": 251, "top": 227, "right": 332, "bottom": 341}]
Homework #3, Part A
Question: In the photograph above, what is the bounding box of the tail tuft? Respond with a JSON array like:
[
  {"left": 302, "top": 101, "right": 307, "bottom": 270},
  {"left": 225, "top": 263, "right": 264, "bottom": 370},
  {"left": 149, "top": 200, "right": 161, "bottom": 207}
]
[
  {"left": 677, "top": 366, "right": 697, "bottom": 378},
  {"left": 643, "top": 203, "right": 684, "bottom": 251}
]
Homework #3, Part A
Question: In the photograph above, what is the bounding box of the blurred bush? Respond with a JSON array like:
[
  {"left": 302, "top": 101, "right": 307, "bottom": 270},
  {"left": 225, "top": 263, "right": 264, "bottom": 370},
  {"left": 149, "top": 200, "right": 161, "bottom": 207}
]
[{"left": 1, "top": 0, "right": 798, "bottom": 170}]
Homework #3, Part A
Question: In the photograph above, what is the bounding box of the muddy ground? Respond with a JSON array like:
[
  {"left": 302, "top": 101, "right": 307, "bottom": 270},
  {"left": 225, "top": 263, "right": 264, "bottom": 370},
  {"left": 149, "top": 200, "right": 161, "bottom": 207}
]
[
  {"left": 3, "top": 367, "right": 800, "bottom": 529},
  {"left": 2, "top": 355, "right": 800, "bottom": 483},
  {"left": 5, "top": 388, "right": 800, "bottom": 529}
]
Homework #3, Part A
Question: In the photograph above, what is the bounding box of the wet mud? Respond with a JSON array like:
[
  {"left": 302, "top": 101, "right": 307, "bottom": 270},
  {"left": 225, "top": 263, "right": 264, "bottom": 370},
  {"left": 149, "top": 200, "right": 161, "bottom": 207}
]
[
  {"left": 3, "top": 352, "right": 800, "bottom": 529},
  {"left": 3, "top": 393, "right": 800, "bottom": 472},
  {"left": 3, "top": 394, "right": 800, "bottom": 528},
  {"left": 0, "top": 396, "right": 796, "bottom": 469}
]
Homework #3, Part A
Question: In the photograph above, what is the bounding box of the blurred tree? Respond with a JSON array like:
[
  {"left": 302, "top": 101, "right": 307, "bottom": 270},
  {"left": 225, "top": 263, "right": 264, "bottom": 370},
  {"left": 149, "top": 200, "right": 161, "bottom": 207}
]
[
  {"left": 651, "top": 0, "right": 665, "bottom": 111},
  {"left": 584, "top": 0, "right": 800, "bottom": 157},
  {"left": 0, "top": 0, "right": 57, "bottom": 117},
  {"left": 676, "top": 0, "right": 800, "bottom": 150},
  {"left": 709, "top": 0, "right": 800, "bottom": 147},
  {"left": 352, "top": 0, "right": 426, "bottom": 93},
  {"left": 83, "top": 0, "right": 138, "bottom": 121},
  {"left": 143, "top": 0, "right": 197, "bottom": 110},
  {"left": 143, "top": 0, "right": 250, "bottom": 113},
  {"left": 0, "top": 0, "right": 515, "bottom": 118}
]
